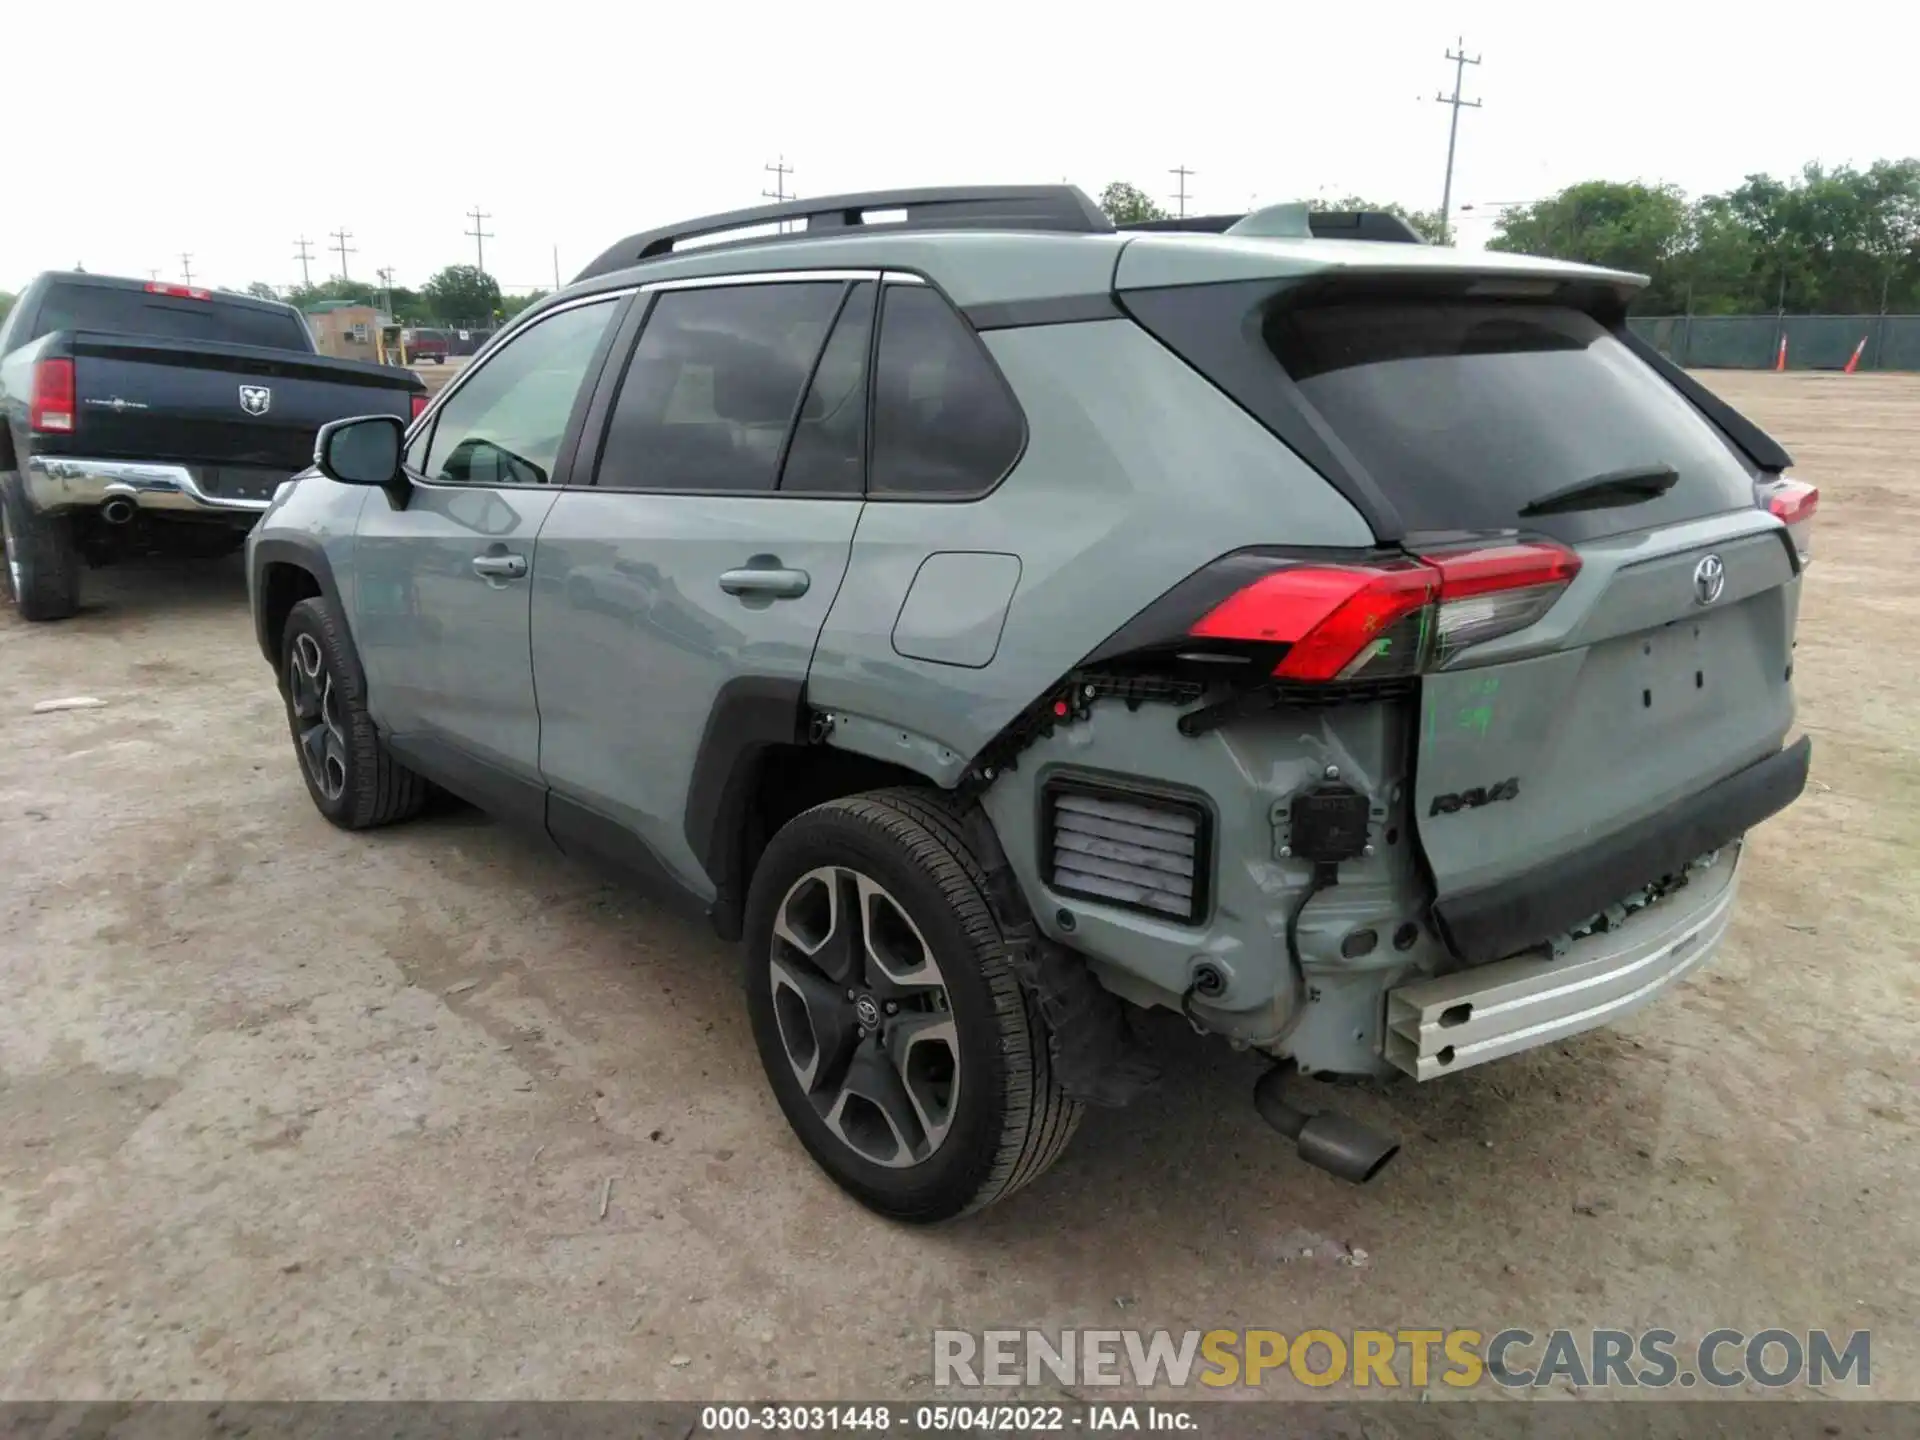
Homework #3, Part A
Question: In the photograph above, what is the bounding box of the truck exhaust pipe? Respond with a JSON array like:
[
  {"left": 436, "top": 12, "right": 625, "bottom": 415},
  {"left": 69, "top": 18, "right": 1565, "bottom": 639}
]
[
  {"left": 1254, "top": 1065, "right": 1400, "bottom": 1184},
  {"left": 101, "top": 498, "right": 136, "bottom": 525}
]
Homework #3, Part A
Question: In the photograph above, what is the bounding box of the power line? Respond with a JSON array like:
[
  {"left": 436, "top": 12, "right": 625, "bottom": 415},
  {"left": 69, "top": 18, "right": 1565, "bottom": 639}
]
[
  {"left": 1169, "top": 165, "right": 1195, "bottom": 219},
  {"left": 1434, "top": 37, "right": 1483, "bottom": 244},
  {"left": 329, "top": 227, "right": 357, "bottom": 280},
  {"left": 179, "top": 253, "right": 195, "bottom": 286},
  {"left": 465, "top": 206, "right": 494, "bottom": 275},
  {"left": 292, "top": 236, "right": 315, "bottom": 288}
]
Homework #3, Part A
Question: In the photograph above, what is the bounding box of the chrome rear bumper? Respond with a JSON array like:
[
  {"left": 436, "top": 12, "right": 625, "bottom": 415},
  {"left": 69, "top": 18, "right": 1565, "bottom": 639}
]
[
  {"left": 1385, "top": 846, "right": 1741, "bottom": 1080},
  {"left": 24, "top": 455, "right": 273, "bottom": 517}
]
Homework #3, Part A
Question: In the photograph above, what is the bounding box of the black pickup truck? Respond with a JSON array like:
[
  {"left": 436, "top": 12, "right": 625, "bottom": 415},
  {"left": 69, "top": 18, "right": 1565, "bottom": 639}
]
[{"left": 0, "top": 272, "right": 425, "bottom": 621}]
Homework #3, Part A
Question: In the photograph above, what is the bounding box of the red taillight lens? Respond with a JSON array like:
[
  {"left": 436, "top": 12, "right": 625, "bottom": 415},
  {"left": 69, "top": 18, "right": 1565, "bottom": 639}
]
[
  {"left": 410, "top": 393, "right": 430, "bottom": 420},
  {"left": 145, "top": 282, "right": 211, "bottom": 300},
  {"left": 29, "top": 358, "right": 76, "bottom": 434},
  {"left": 1765, "top": 480, "right": 1818, "bottom": 526},
  {"left": 1188, "top": 541, "right": 1581, "bottom": 682}
]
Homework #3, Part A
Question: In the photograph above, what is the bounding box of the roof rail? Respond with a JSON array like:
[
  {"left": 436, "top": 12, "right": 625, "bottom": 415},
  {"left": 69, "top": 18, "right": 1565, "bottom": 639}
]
[
  {"left": 1120, "top": 210, "right": 1428, "bottom": 245},
  {"left": 576, "top": 185, "right": 1115, "bottom": 282}
]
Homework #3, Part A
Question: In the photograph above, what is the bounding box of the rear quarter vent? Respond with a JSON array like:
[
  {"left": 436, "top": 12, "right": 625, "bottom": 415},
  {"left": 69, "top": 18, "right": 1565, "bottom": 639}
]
[{"left": 1042, "top": 780, "right": 1212, "bottom": 925}]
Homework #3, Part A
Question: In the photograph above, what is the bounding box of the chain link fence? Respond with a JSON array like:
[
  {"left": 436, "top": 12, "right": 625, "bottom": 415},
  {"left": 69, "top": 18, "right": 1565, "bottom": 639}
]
[{"left": 1628, "top": 314, "right": 1920, "bottom": 371}]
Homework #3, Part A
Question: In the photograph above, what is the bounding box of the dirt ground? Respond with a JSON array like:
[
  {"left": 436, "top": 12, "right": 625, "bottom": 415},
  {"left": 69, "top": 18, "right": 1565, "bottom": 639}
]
[{"left": 1, "top": 371, "right": 1914, "bottom": 1402}]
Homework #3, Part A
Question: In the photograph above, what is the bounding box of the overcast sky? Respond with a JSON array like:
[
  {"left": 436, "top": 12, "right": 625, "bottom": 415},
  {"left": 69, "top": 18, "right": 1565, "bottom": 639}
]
[{"left": 7, "top": 0, "right": 1914, "bottom": 295}]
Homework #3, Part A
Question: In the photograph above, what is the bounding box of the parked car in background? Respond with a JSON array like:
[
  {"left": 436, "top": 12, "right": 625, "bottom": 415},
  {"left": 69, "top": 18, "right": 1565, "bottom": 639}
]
[
  {"left": 248, "top": 186, "right": 1814, "bottom": 1222},
  {"left": 401, "top": 327, "right": 451, "bottom": 364},
  {"left": 0, "top": 272, "right": 427, "bottom": 620}
]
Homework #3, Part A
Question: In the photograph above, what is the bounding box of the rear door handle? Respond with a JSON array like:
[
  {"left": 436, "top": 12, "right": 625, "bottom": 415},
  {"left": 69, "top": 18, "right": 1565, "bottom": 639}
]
[
  {"left": 719, "top": 566, "right": 810, "bottom": 600},
  {"left": 472, "top": 553, "right": 529, "bottom": 580}
]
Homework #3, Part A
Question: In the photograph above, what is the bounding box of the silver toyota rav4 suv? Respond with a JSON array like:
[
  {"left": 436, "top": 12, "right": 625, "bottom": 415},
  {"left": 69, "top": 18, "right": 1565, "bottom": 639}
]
[{"left": 248, "top": 185, "right": 1814, "bottom": 1221}]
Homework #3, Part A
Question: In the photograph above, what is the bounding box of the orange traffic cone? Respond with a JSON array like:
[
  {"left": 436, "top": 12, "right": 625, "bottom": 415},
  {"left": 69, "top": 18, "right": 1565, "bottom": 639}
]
[
  {"left": 1844, "top": 336, "right": 1868, "bottom": 374},
  {"left": 1774, "top": 335, "right": 1789, "bottom": 372}
]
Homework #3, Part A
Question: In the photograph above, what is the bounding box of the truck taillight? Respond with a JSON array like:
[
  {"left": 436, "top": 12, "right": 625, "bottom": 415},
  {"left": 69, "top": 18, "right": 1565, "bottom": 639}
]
[
  {"left": 145, "top": 282, "right": 212, "bottom": 300},
  {"left": 410, "top": 394, "right": 430, "bottom": 420},
  {"left": 29, "top": 358, "right": 76, "bottom": 434},
  {"left": 1188, "top": 541, "right": 1582, "bottom": 682}
]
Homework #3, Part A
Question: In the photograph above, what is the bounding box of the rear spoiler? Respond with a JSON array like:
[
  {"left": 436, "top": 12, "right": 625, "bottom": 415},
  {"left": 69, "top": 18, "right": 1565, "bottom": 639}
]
[{"left": 1122, "top": 209, "right": 1426, "bottom": 245}]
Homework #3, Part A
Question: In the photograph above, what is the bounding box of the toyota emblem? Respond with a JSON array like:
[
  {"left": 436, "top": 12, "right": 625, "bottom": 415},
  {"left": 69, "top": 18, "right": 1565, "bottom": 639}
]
[{"left": 1692, "top": 554, "right": 1726, "bottom": 607}]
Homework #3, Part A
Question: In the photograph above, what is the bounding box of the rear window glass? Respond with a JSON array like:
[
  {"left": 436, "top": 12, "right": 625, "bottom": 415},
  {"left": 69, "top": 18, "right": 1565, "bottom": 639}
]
[
  {"left": 1265, "top": 302, "right": 1757, "bottom": 540},
  {"left": 31, "top": 283, "right": 311, "bottom": 351}
]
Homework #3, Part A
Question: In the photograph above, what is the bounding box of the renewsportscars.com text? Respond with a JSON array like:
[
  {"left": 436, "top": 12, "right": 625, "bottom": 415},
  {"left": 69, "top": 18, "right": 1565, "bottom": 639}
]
[{"left": 933, "top": 1327, "right": 1871, "bottom": 1390}]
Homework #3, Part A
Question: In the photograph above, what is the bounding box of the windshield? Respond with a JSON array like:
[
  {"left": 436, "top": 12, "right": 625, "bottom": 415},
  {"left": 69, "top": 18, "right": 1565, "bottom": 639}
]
[{"left": 32, "top": 283, "right": 312, "bottom": 351}]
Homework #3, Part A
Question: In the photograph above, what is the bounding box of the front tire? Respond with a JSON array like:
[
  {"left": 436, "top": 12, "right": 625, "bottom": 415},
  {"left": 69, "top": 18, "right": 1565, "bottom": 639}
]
[
  {"left": 280, "top": 596, "right": 428, "bottom": 829},
  {"left": 0, "top": 476, "right": 82, "bottom": 622},
  {"left": 744, "top": 790, "right": 1081, "bottom": 1222}
]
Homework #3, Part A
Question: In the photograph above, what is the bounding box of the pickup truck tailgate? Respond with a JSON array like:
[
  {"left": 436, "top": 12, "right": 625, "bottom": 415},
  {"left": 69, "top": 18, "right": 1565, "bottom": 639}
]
[{"left": 66, "top": 332, "right": 416, "bottom": 471}]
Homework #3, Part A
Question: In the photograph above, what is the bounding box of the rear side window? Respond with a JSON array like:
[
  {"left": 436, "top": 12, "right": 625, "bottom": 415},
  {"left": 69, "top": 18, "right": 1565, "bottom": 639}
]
[
  {"left": 596, "top": 282, "right": 844, "bottom": 493},
  {"left": 1263, "top": 301, "right": 1758, "bottom": 541},
  {"left": 869, "top": 285, "right": 1024, "bottom": 498},
  {"left": 30, "top": 282, "right": 311, "bottom": 350}
]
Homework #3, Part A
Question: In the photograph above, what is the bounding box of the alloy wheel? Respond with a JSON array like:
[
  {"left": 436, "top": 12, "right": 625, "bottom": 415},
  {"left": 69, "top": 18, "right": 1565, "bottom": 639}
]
[
  {"left": 768, "top": 866, "right": 960, "bottom": 1169},
  {"left": 287, "top": 633, "right": 348, "bottom": 802}
]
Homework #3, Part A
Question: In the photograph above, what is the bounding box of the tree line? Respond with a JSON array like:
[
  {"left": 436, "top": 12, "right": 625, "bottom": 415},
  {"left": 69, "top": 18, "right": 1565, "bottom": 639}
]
[
  {"left": 1099, "top": 159, "right": 1920, "bottom": 315},
  {"left": 242, "top": 265, "right": 549, "bottom": 326}
]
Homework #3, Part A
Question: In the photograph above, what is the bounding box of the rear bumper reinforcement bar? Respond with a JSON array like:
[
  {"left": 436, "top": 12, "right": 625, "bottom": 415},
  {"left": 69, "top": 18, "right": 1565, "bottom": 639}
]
[
  {"left": 1385, "top": 846, "right": 1741, "bottom": 1080},
  {"left": 24, "top": 455, "right": 273, "bottom": 517}
]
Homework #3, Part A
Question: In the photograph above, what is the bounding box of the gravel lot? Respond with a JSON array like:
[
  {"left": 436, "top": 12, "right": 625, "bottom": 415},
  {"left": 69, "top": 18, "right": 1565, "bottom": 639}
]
[{"left": 1, "top": 371, "right": 1915, "bottom": 1400}]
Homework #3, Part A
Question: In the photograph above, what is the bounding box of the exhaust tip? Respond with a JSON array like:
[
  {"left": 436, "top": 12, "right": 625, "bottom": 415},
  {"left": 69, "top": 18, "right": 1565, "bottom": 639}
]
[
  {"left": 1253, "top": 1065, "right": 1400, "bottom": 1185},
  {"left": 101, "top": 498, "right": 136, "bottom": 524},
  {"left": 1295, "top": 1112, "right": 1401, "bottom": 1184}
]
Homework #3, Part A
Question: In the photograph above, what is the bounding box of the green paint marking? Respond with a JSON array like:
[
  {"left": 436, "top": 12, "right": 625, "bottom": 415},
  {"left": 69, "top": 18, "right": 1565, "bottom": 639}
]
[{"left": 1457, "top": 703, "right": 1496, "bottom": 737}]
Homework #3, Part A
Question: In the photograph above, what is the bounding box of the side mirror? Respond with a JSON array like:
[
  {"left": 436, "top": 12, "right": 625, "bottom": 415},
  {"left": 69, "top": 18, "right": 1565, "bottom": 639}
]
[{"left": 315, "top": 414, "right": 406, "bottom": 488}]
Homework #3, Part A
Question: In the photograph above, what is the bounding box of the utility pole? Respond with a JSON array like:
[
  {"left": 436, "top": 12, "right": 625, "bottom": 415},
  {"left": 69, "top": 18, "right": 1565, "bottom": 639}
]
[
  {"left": 179, "top": 253, "right": 195, "bottom": 286},
  {"left": 553, "top": 244, "right": 562, "bottom": 291},
  {"left": 763, "top": 156, "right": 796, "bottom": 233},
  {"left": 1434, "top": 38, "right": 1482, "bottom": 244},
  {"left": 329, "top": 227, "right": 356, "bottom": 280},
  {"left": 465, "top": 206, "right": 494, "bottom": 275},
  {"left": 376, "top": 266, "right": 395, "bottom": 314},
  {"left": 292, "top": 236, "right": 315, "bottom": 288},
  {"left": 1169, "top": 165, "right": 1195, "bottom": 218},
  {"left": 762, "top": 155, "right": 794, "bottom": 205},
  {"left": 148, "top": 269, "right": 162, "bottom": 281}
]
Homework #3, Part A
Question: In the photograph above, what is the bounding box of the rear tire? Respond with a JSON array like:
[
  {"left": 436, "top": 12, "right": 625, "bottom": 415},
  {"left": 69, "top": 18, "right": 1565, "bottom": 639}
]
[
  {"left": 743, "top": 789, "right": 1081, "bottom": 1222},
  {"left": 280, "top": 595, "right": 429, "bottom": 829},
  {"left": 0, "top": 476, "right": 82, "bottom": 622}
]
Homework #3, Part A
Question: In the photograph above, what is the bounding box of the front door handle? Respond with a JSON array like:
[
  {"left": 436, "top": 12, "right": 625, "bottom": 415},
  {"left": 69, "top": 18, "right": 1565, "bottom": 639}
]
[
  {"left": 719, "top": 565, "right": 810, "bottom": 600},
  {"left": 472, "top": 552, "right": 529, "bottom": 581}
]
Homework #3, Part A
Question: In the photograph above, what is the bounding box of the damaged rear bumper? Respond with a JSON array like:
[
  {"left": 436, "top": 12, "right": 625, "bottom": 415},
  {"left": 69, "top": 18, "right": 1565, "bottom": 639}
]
[{"left": 1384, "top": 845, "right": 1742, "bottom": 1080}]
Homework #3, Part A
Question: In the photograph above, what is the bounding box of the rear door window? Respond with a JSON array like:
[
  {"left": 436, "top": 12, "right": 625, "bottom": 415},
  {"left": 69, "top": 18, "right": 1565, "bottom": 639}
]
[
  {"left": 869, "top": 285, "right": 1024, "bottom": 498},
  {"left": 30, "top": 282, "right": 312, "bottom": 350},
  {"left": 594, "top": 282, "right": 844, "bottom": 493},
  {"left": 778, "top": 282, "right": 874, "bottom": 495},
  {"left": 1263, "top": 301, "right": 1758, "bottom": 542}
]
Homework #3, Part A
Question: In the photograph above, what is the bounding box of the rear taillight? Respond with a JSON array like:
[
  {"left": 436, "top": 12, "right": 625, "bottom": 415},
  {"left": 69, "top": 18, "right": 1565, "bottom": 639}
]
[
  {"left": 1760, "top": 478, "right": 1817, "bottom": 563},
  {"left": 29, "top": 358, "right": 76, "bottom": 434},
  {"left": 410, "top": 393, "right": 430, "bottom": 420},
  {"left": 145, "top": 282, "right": 211, "bottom": 300},
  {"left": 1765, "top": 480, "right": 1818, "bottom": 525},
  {"left": 1188, "top": 540, "right": 1581, "bottom": 682}
]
